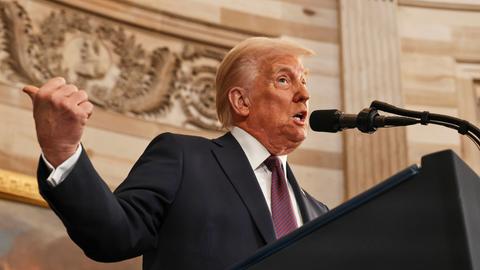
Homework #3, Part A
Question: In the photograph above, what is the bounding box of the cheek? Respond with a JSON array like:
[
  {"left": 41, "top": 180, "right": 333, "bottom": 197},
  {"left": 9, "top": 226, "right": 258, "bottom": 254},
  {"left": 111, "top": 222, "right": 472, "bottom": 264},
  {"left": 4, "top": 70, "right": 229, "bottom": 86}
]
[
  {"left": 266, "top": 111, "right": 292, "bottom": 130},
  {"left": 250, "top": 91, "right": 292, "bottom": 123},
  {"left": 261, "top": 101, "right": 287, "bottom": 119}
]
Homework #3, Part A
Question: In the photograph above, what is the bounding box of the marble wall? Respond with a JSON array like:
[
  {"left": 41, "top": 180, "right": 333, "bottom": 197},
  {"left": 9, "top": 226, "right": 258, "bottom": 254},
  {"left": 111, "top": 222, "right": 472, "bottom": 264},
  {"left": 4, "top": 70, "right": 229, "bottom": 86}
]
[
  {"left": 0, "top": 0, "right": 341, "bottom": 268},
  {"left": 1, "top": 0, "right": 480, "bottom": 269},
  {"left": 398, "top": 0, "right": 480, "bottom": 173}
]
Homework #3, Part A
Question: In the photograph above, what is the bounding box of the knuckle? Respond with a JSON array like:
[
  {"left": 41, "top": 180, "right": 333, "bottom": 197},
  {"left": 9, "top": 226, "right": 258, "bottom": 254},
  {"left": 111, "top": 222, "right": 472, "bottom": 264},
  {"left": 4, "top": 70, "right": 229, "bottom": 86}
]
[
  {"left": 60, "top": 85, "right": 73, "bottom": 93},
  {"left": 87, "top": 105, "right": 94, "bottom": 114},
  {"left": 49, "top": 95, "right": 62, "bottom": 107},
  {"left": 50, "top": 91, "right": 63, "bottom": 104},
  {"left": 79, "top": 90, "right": 88, "bottom": 99},
  {"left": 51, "top": 77, "right": 66, "bottom": 85},
  {"left": 76, "top": 112, "right": 88, "bottom": 123},
  {"left": 59, "top": 98, "right": 72, "bottom": 110},
  {"left": 65, "top": 84, "right": 78, "bottom": 91},
  {"left": 50, "top": 96, "right": 59, "bottom": 107},
  {"left": 80, "top": 102, "right": 94, "bottom": 118}
]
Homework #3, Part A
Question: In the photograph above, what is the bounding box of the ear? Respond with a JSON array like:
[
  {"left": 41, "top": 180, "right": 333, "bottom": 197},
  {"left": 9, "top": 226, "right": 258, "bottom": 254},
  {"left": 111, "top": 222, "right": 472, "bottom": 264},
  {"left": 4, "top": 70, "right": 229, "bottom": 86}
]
[{"left": 228, "top": 87, "right": 250, "bottom": 118}]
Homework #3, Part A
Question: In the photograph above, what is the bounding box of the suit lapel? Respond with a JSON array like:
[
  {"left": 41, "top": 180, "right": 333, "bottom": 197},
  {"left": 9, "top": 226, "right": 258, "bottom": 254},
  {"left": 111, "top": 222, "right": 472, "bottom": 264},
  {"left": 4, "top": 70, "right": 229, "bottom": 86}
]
[
  {"left": 211, "top": 133, "right": 276, "bottom": 244},
  {"left": 286, "top": 164, "right": 328, "bottom": 223},
  {"left": 286, "top": 164, "right": 312, "bottom": 223}
]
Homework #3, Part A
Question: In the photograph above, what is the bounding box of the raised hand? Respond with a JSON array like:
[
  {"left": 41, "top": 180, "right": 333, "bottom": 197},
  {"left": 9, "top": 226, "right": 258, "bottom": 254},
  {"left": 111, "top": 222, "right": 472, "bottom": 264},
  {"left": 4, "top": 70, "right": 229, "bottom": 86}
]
[{"left": 23, "top": 77, "right": 93, "bottom": 167}]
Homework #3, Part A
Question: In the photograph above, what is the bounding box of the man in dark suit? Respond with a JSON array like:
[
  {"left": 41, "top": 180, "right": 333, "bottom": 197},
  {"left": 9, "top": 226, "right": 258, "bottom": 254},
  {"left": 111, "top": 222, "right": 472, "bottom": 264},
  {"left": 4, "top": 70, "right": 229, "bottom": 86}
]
[{"left": 24, "top": 37, "right": 328, "bottom": 270}]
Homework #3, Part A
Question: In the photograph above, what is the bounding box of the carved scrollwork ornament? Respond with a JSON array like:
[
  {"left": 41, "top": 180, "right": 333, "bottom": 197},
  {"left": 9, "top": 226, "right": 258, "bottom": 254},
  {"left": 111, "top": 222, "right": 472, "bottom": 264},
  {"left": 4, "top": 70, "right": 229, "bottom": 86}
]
[
  {"left": 0, "top": 0, "right": 226, "bottom": 130},
  {"left": 174, "top": 45, "right": 224, "bottom": 130}
]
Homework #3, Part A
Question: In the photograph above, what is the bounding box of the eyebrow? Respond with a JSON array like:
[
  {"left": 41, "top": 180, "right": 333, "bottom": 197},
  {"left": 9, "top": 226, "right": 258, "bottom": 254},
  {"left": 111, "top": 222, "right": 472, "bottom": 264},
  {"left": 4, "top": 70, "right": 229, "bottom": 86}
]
[{"left": 272, "top": 65, "right": 309, "bottom": 77}]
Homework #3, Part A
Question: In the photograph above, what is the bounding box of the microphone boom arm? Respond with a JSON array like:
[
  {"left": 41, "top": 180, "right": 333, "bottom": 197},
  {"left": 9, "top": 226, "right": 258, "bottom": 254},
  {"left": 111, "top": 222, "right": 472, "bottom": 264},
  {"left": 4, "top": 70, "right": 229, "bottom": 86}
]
[{"left": 370, "top": 100, "right": 480, "bottom": 150}]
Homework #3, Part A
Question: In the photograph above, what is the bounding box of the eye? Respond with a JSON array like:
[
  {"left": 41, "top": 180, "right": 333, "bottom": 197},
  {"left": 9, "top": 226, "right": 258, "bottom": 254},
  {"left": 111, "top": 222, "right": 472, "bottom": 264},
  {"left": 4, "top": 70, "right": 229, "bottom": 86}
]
[
  {"left": 301, "top": 78, "right": 307, "bottom": 86},
  {"left": 277, "top": 76, "right": 289, "bottom": 85}
]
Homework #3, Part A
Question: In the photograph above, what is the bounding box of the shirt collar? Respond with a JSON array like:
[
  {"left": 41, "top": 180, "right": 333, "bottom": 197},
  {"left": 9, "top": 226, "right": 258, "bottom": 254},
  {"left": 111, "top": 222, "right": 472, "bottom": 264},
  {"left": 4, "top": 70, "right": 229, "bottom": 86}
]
[{"left": 230, "top": 126, "right": 288, "bottom": 171}]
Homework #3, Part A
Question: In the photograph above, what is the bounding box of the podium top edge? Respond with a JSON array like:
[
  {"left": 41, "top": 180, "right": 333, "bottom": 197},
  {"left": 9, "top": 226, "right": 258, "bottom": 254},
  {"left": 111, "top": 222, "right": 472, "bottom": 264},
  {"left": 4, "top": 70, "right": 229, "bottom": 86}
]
[{"left": 232, "top": 164, "right": 420, "bottom": 269}]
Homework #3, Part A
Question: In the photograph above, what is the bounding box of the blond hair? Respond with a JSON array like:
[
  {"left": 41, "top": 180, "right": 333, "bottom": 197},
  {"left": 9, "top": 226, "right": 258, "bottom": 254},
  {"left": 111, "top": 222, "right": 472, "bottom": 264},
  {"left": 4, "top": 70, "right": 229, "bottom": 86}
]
[{"left": 215, "top": 37, "right": 314, "bottom": 128}]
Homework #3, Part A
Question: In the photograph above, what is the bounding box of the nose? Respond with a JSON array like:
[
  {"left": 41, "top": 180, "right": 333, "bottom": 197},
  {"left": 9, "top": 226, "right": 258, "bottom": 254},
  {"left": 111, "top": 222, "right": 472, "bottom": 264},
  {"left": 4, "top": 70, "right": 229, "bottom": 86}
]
[{"left": 294, "top": 84, "right": 309, "bottom": 104}]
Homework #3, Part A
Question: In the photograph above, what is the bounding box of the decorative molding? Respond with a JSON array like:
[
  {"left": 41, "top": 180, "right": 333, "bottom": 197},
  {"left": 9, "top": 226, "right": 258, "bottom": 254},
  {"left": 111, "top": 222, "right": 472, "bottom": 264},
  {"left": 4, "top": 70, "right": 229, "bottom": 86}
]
[
  {"left": 51, "top": 0, "right": 252, "bottom": 48},
  {"left": 399, "top": 0, "right": 480, "bottom": 11},
  {"left": 0, "top": 0, "right": 229, "bottom": 130}
]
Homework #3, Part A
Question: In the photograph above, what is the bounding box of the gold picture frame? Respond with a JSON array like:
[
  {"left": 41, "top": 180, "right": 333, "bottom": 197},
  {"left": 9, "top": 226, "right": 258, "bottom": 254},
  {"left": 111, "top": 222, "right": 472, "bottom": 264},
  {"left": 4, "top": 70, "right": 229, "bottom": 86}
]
[{"left": 0, "top": 168, "right": 48, "bottom": 207}]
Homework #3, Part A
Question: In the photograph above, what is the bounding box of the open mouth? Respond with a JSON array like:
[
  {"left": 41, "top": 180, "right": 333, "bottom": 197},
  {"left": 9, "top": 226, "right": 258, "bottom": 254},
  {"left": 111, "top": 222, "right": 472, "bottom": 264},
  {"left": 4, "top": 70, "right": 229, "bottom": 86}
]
[{"left": 292, "top": 111, "right": 307, "bottom": 124}]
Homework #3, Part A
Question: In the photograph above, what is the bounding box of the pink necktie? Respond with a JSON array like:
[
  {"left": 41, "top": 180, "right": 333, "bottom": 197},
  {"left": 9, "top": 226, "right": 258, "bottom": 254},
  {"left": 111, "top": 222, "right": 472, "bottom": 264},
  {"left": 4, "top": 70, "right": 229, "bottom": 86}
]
[{"left": 264, "top": 156, "right": 298, "bottom": 239}]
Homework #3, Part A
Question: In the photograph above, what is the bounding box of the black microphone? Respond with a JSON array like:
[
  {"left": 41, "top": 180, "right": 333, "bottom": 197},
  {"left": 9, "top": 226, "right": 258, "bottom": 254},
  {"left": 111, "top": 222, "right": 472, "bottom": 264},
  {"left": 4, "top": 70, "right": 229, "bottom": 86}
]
[{"left": 309, "top": 108, "right": 419, "bottom": 133}]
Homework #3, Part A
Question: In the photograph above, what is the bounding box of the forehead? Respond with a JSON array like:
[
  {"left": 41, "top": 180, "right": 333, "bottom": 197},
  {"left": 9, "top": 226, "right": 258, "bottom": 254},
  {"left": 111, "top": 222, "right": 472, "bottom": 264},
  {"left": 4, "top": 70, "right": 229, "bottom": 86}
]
[{"left": 261, "top": 54, "right": 307, "bottom": 76}]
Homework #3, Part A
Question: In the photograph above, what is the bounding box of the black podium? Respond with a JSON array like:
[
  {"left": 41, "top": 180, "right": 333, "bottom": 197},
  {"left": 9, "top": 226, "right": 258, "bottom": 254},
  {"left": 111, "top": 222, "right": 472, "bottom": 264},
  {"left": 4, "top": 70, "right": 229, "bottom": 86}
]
[{"left": 233, "top": 150, "right": 480, "bottom": 270}]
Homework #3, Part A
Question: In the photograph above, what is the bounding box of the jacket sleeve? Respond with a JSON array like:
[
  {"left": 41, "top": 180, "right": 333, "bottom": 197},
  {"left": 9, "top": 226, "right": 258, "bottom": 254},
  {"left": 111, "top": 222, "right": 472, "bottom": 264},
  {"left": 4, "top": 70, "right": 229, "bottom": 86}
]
[{"left": 37, "top": 133, "right": 183, "bottom": 262}]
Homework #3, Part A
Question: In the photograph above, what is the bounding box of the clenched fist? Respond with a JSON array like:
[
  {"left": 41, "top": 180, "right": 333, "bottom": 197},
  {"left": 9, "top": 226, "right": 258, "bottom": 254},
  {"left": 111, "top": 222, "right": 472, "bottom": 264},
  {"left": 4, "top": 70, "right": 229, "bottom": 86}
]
[{"left": 23, "top": 77, "right": 93, "bottom": 167}]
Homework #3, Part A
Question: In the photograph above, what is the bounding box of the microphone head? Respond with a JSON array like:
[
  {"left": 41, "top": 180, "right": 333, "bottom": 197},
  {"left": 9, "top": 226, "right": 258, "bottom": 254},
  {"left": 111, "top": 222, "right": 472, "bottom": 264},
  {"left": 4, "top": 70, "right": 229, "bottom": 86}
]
[{"left": 309, "top": 109, "right": 342, "bottom": 133}]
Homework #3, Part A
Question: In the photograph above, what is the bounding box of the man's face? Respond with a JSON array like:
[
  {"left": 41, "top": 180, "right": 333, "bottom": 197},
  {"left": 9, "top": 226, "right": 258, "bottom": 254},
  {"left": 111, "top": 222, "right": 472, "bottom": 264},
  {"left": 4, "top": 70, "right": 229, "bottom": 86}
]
[{"left": 245, "top": 54, "right": 309, "bottom": 155}]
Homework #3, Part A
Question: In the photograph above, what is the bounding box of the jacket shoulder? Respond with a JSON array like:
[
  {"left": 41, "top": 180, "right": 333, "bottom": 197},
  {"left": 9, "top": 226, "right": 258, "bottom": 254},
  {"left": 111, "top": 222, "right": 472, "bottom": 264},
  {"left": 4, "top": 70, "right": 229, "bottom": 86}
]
[{"left": 151, "top": 132, "right": 213, "bottom": 146}]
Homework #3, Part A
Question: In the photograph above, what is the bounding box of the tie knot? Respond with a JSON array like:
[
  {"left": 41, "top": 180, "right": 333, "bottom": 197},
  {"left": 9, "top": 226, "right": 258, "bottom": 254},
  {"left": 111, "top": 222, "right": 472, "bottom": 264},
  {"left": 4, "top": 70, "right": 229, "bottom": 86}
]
[{"left": 264, "top": 156, "right": 281, "bottom": 172}]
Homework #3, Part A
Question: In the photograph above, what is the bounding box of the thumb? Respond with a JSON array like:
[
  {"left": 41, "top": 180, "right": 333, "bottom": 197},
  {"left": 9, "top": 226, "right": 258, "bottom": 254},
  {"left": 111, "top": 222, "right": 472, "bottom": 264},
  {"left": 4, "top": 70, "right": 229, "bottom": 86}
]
[{"left": 23, "top": 85, "right": 39, "bottom": 100}]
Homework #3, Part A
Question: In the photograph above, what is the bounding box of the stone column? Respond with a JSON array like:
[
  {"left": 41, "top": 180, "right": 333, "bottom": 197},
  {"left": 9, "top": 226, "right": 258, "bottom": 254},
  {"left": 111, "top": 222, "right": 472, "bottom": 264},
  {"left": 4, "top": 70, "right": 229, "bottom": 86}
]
[{"left": 339, "top": 0, "right": 408, "bottom": 198}]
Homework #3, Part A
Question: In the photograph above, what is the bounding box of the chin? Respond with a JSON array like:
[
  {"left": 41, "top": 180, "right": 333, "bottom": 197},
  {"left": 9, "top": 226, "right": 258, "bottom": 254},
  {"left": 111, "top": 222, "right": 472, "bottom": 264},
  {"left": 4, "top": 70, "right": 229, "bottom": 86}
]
[
  {"left": 290, "top": 132, "right": 307, "bottom": 144},
  {"left": 283, "top": 126, "right": 306, "bottom": 140},
  {"left": 296, "top": 127, "right": 308, "bottom": 140},
  {"left": 296, "top": 135, "right": 307, "bottom": 143}
]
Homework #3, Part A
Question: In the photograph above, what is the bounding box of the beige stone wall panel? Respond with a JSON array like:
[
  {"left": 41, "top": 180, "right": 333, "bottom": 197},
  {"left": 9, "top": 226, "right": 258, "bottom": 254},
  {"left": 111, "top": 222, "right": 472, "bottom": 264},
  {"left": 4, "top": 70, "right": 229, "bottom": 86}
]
[{"left": 398, "top": 3, "right": 480, "bottom": 175}]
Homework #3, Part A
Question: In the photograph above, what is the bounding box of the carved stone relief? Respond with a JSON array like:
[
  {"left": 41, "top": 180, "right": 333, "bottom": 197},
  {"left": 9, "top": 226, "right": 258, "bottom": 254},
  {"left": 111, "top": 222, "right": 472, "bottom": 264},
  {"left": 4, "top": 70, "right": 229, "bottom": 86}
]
[{"left": 0, "top": 0, "right": 226, "bottom": 130}]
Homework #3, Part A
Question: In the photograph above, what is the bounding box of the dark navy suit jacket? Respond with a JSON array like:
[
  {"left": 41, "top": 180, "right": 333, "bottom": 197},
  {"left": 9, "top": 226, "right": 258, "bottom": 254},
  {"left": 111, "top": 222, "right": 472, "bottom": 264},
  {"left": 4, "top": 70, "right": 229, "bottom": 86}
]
[{"left": 37, "top": 132, "right": 328, "bottom": 270}]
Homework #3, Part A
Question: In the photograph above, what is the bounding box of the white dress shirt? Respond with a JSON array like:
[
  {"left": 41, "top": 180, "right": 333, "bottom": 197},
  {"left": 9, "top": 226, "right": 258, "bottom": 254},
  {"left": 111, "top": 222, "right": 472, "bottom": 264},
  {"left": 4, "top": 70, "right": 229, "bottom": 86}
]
[
  {"left": 42, "top": 127, "right": 303, "bottom": 226},
  {"left": 42, "top": 145, "right": 82, "bottom": 186},
  {"left": 230, "top": 127, "right": 303, "bottom": 226}
]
